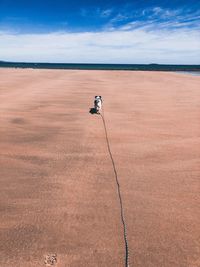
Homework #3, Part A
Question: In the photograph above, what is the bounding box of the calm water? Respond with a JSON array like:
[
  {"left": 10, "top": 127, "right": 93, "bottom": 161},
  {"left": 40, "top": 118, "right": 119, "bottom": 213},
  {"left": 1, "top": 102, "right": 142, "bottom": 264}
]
[{"left": 0, "top": 62, "right": 200, "bottom": 72}]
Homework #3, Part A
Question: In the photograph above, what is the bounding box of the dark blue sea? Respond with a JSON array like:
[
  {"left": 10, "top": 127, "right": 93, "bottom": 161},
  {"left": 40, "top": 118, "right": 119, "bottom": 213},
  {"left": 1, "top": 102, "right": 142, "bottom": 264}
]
[{"left": 0, "top": 62, "right": 200, "bottom": 73}]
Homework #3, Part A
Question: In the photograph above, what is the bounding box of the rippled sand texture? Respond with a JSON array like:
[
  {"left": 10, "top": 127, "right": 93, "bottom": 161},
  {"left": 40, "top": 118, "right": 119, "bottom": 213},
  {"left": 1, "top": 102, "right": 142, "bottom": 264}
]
[{"left": 0, "top": 69, "right": 200, "bottom": 267}]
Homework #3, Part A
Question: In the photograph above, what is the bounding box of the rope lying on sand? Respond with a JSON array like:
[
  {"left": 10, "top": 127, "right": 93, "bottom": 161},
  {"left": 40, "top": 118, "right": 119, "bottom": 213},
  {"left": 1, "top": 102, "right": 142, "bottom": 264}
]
[{"left": 100, "top": 109, "right": 130, "bottom": 267}]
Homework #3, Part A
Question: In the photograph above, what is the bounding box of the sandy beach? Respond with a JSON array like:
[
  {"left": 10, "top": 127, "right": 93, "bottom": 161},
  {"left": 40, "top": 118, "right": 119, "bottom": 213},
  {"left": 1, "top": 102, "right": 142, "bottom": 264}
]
[{"left": 0, "top": 68, "right": 200, "bottom": 267}]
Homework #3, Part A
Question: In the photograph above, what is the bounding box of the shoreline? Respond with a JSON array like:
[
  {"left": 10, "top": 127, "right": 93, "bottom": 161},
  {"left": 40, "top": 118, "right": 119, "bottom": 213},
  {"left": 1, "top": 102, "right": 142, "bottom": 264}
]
[
  {"left": 1, "top": 67, "right": 200, "bottom": 77},
  {"left": 0, "top": 62, "right": 200, "bottom": 72}
]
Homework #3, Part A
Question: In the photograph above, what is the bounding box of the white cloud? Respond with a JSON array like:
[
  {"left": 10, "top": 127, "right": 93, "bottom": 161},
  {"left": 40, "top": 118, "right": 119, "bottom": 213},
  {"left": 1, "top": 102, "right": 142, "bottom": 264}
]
[
  {"left": 0, "top": 27, "right": 200, "bottom": 64},
  {"left": 100, "top": 9, "right": 113, "bottom": 18},
  {"left": 80, "top": 7, "right": 112, "bottom": 18},
  {"left": 151, "top": 7, "right": 180, "bottom": 18},
  {"left": 152, "top": 7, "right": 163, "bottom": 15},
  {"left": 107, "top": 7, "right": 200, "bottom": 29}
]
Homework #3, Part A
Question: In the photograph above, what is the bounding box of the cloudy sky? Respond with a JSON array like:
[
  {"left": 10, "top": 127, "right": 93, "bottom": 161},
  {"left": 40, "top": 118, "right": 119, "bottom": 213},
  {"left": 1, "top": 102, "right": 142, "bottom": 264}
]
[{"left": 0, "top": 0, "right": 200, "bottom": 64}]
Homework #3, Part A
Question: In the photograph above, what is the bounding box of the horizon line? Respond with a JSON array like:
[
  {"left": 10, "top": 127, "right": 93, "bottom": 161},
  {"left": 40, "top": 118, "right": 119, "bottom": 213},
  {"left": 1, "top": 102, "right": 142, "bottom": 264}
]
[{"left": 1, "top": 61, "right": 200, "bottom": 66}]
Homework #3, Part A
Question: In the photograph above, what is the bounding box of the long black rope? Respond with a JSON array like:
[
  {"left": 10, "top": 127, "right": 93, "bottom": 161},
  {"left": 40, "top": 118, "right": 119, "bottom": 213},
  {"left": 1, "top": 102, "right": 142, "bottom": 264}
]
[{"left": 100, "top": 111, "right": 130, "bottom": 267}]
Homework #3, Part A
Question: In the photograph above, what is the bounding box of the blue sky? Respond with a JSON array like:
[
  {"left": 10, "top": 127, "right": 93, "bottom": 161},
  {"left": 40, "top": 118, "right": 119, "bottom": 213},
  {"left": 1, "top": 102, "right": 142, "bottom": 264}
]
[{"left": 0, "top": 0, "right": 200, "bottom": 63}]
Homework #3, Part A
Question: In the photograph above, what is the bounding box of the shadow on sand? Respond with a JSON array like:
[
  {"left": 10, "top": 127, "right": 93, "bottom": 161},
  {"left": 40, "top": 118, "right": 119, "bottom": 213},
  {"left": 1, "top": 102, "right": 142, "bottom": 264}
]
[{"left": 89, "top": 108, "right": 98, "bottom": 115}]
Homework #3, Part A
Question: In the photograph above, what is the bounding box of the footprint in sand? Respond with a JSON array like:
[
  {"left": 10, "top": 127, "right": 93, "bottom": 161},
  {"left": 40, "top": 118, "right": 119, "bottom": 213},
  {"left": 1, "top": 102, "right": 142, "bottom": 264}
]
[{"left": 44, "top": 254, "right": 57, "bottom": 266}]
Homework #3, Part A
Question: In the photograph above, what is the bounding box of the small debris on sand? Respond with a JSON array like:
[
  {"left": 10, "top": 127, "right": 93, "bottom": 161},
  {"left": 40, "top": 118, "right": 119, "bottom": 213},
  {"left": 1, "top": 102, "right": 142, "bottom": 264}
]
[{"left": 44, "top": 254, "right": 57, "bottom": 266}]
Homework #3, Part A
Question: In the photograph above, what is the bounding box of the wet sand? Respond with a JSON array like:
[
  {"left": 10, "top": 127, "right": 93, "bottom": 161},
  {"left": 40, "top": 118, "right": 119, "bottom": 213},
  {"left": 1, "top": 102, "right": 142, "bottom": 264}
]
[{"left": 0, "top": 69, "right": 199, "bottom": 267}]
